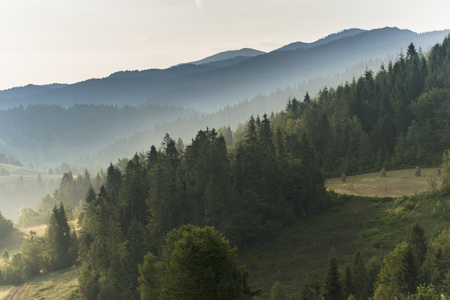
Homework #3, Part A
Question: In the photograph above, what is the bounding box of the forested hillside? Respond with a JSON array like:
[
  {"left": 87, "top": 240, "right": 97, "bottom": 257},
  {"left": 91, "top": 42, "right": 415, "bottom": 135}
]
[
  {"left": 0, "top": 104, "right": 196, "bottom": 167},
  {"left": 0, "top": 153, "right": 21, "bottom": 167},
  {"left": 2, "top": 36, "right": 450, "bottom": 300},
  {"left": 2, "top": 28, "right": 449, "bottom": 170},
  {"left": 271, "top": 38, "right": 450, "bottom": 176}
]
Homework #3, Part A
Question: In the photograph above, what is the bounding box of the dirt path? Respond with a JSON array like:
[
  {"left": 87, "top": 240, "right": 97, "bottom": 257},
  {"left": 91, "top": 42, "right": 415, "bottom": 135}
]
[{"left": 7, "top": 285, "right": 23, "bottom": 300}]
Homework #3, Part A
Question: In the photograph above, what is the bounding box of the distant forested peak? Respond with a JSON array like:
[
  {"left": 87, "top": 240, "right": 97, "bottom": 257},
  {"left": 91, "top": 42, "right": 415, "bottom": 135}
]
[
  {"left": 275, "top": 28, "right": 366, "bottom": 51},
  {"left": 273, "top": 35, "right": 450, "bottom": 176},
  {"left": 0, "top": 152, "right": 22, "bottom": 167}
]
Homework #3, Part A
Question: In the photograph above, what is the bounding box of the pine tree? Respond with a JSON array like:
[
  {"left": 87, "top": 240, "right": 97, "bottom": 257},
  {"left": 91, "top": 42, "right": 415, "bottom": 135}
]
[
  {"left": 374, "top": 242, "right": 417, "bottom": 299},
  {"left": 407, "top": 223, "right": 427, "bottom": 266},
  {"left": 270, "top": 282, "right": 289, "bottom": 300},
  {"left": 352, "top": 251, "right": 368, "bottom": 299},
  {"left": 78, "top": 186, "right": 126, "bottom": 299},
  {"left": 323, "top": 249, "right": 344, "bottom": 300},
  {"left": 44, "top": 203, "right": 75, "bottom": 271}
]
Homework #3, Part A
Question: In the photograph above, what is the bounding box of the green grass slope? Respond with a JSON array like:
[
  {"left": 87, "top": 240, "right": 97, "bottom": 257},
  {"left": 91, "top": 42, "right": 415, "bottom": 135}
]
[
  {"left": 325, "top": 168, "right": 440, "bottom": 197},
  {"left": 1, "top": 267, "right": 79, "bottom": 300},
  {"left": 240, "top": 173, "right": 449, "bottom": 298}
]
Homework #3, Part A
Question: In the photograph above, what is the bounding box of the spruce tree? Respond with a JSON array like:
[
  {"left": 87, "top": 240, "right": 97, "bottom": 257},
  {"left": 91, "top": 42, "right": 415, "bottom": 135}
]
[
  {"left": 323, "top": 249, "right": 344, "bottom": 300},
  {"left": 44, "top": 203, "right": 75, "bottom": 271},
  {"left": 407, "top": 223, "right": 427, "bottom": 266}
]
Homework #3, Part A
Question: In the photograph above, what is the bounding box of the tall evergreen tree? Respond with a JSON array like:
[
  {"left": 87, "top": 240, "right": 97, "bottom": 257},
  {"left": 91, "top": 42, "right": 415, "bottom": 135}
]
[
  {"left": 407, "top": 223, "right": 427, "bottom": 266},
  {"left": 44, "top": 203, "right": 76, "bottom": 271},
  {"left": 78, "top": 186, "right": 127, "bottom": 299},
  {"left": 323, "top": 249, "right": 344, "bottom": 300}
]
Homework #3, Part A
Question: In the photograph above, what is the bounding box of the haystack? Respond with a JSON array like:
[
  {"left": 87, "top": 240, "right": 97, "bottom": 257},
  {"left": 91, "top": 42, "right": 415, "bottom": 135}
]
[{"left": 415, "top": 166, "right": 421, "bottom": 177}]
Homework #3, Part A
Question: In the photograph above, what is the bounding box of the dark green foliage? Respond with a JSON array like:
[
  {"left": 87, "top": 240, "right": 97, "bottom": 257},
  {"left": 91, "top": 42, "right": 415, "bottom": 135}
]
[
  {"left": 425, "top": 227, "right": 450, "bottom": 292},
  {"left": 270, "top": 281, "right": 289, "bottom": 300},
  {"left": 352, "top": 251, "right": 369, "bottom": 300},
  {"left": 0, "top": 211, "right": 14, "bottom": 239},
  {"left": 44, "top": 203, "right": 77, "bottom": 271},
  {"left": 300, "top": 272, "right": 322, "bottom": 300},
  {"left": 138, "top": 252, "right": 161, "bottom": 300},
  {"left": 409, "top": 284, "right": 440, "bottom": 300},
  {"left": 21, "top": 231, "right": 44, "bottom": 279},
  {"left": 122, "top": 221, "right": 151, "bottom": 300},
  {"left": 138, "top": 225, "right": 252, "bottom": 300},
  {"left": 120, "top": 153, "right": 149, "bottom": 229},
  {"left": 78, "top": 186, "right": 127, "bottom": 300},
  {"left": 343, "top": 265, "right": 354, "bottom": 298},
  {"left": 271, "top": 37, "right": 450, "bottom": 176},
  {"left": 407, "top": 223, "right": 428, "bottom": 266},
  {"left": 323, "top": 249, "right": 344, "bottom": 300},
  {"left": 0, "top": 205, "right": 77, "bottom": 285},
  {"left": 374, "top": 242, "right": 418, "bottom": 299}
]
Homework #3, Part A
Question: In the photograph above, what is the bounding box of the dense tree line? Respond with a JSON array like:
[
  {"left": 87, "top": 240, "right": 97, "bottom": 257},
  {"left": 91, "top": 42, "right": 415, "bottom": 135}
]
[
  {"left": 0, "top": 152, "right": 22, "bottom": 166},
  {"left": 17, "top": 170, "right": 104, "bottom": 227},
  {"left": 271, "top": 37, "right": 450, "bottom": 176},
  {"left": 75, "top": 110, "right": 327, "bottom": 298},
  {"left": 0, "top": 204, "right": 77, "bottom": 284},
  {"left": 0, "top": 211, "right": 14, "bottom": 239},
  {"left": 0, "top": 104, "right": 196, "bottom": 167}
]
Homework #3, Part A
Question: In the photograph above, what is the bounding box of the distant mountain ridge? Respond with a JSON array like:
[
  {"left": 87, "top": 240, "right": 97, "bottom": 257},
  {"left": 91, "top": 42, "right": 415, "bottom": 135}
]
[
  {"left": 275, "top": 28, "right": 366, "bottom": 51},
  {"left": 189, "top": 48, "right": 265, "bottom": 65},
  {"left": 1, "top": 27, "right": 449, "bottom": 112}
]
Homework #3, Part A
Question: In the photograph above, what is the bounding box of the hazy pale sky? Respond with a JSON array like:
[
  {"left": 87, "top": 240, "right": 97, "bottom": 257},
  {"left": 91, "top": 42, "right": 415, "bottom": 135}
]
[{"left": 0, "top": 0, "right": 449, "bottom": 90}]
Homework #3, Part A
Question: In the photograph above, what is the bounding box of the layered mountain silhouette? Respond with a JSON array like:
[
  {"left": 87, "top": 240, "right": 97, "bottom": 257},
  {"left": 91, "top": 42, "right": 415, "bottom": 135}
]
[{"left": 1, "top": 27, "right": 449, "bottom": 112}]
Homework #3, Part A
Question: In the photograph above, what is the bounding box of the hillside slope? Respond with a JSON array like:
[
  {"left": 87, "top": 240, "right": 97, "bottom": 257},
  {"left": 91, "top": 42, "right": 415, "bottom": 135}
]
[{"left": 240, "top": 189, "right": 447, "bottom": 297}]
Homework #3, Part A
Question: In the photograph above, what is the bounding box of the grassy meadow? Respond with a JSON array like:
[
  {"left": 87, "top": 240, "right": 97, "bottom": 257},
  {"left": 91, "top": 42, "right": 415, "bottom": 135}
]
[
  {"left": 325, "top": 168, "right": 440, "bottom": 197},
  {"left": 1, "top": 267, "right": 79, "bottom": 300}
]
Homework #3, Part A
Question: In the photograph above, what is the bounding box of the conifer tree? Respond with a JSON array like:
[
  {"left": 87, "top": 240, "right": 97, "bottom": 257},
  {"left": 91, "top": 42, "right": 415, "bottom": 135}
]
[
  {"left": 323, "top": 249, "right": 344, "bottom": 300},
  {"left": 270, "top": 281, "right": 289, "bottom": 300},
  {"left": 407, "top": 223, "right": 427, "bottom": 266},
  {"left": 44, "top": 203, "right": 75, "bottom": 271},
  {"left": 78, "top": 186, "right": 126, "bottom": 299}
]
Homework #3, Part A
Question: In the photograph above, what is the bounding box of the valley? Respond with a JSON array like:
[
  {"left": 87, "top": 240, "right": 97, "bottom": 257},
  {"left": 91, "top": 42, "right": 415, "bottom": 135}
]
[{"left": 1, "top": 26, "right": 450, "bottom": 300}]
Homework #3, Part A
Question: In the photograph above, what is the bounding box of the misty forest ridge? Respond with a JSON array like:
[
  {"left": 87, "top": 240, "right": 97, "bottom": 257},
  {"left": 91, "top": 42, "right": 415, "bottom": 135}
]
[{"left": 0, "top": 27, "right": 449, "bottom": 170}]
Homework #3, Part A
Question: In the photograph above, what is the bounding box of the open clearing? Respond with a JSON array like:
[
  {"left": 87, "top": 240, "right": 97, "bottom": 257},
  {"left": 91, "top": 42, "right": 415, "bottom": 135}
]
[
  {"left": 1, "top": 267, "right": 79, "bottom": 300},
  {"left": 325, "top": 168, "right": 440, "bottom": 197}
]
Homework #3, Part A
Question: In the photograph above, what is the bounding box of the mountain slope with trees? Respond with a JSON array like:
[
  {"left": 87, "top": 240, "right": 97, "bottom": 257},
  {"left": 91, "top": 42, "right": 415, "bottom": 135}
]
[
  {"left": 0, "top": 104, "right": 196, "bottom": 167},
  {"left": 2, "top": 34, "right": 450, "bottom": 300},
  {"left": 0, "top": 28, "right": 448, "bottom": 112},
  {"left": 1, "top": 27, "right": 449, "bottom": 171}
]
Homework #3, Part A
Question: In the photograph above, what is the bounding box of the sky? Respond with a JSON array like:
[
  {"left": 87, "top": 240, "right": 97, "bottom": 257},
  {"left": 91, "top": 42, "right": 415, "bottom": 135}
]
[{"left": 0, "top": 0, "right": 449, "bottom": 91}]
